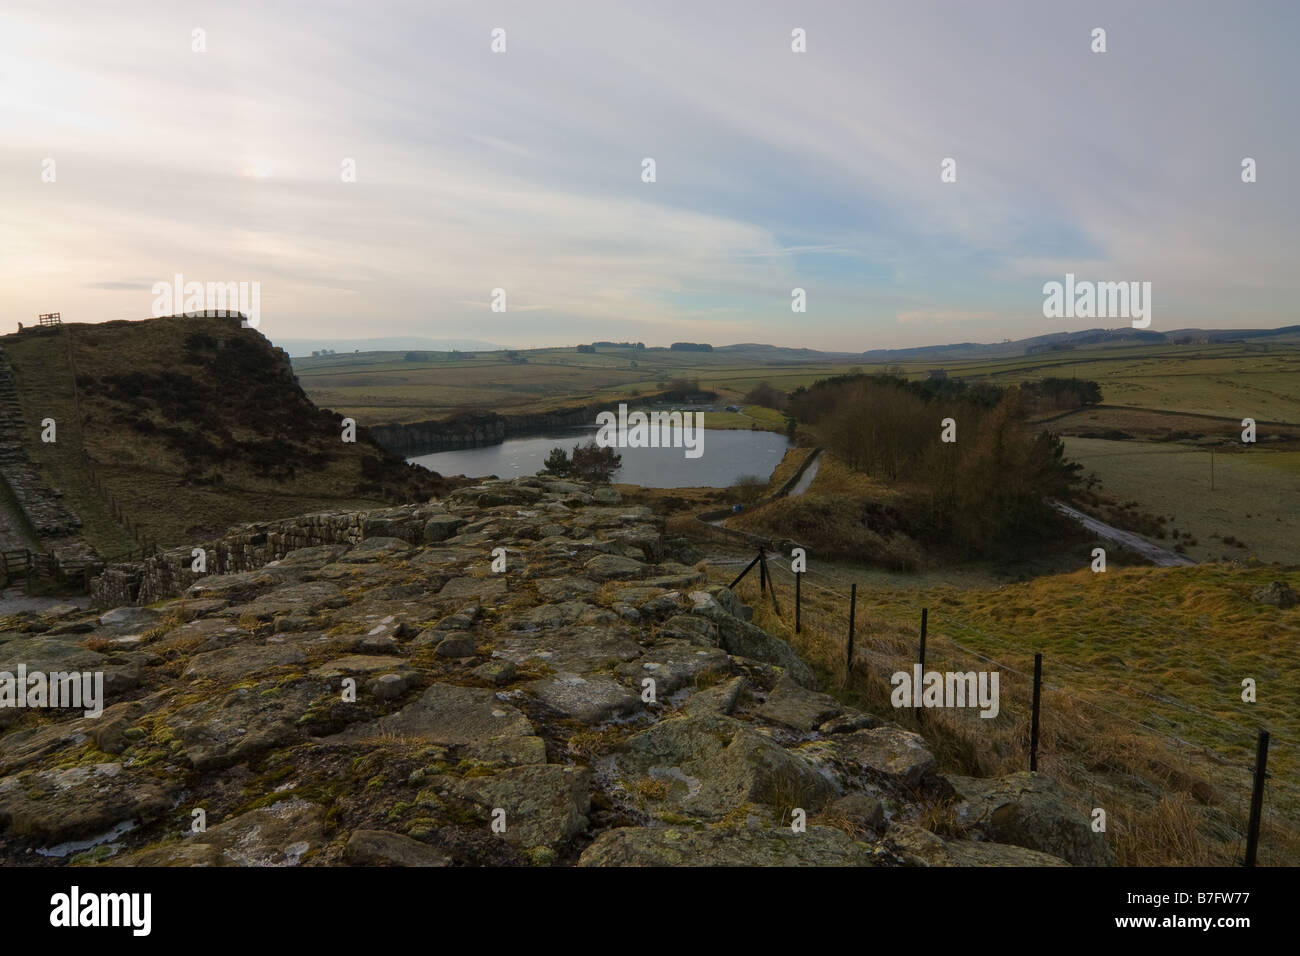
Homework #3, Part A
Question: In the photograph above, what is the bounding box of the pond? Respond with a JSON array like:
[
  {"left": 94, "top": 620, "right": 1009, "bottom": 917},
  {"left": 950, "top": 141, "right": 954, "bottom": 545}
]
[{"left": 408, "top": 427, "right": 793, "bottom": 488}]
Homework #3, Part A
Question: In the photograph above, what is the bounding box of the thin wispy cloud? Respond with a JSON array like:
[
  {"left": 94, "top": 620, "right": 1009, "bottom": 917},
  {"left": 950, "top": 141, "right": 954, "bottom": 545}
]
[{"left": 1, "top": 0, "right": 1295, "bottom": 349}]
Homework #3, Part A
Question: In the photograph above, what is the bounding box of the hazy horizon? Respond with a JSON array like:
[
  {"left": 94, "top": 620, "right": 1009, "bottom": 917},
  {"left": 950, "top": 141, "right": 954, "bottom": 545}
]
[{"left": 3, "top": 0, "right": 1296, "bottom": 351}]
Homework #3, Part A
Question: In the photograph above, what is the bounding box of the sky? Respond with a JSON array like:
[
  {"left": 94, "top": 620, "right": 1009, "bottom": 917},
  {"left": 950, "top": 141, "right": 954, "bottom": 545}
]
[{"left": 1, "top": 0, "right": 1296, "bottom": 352}]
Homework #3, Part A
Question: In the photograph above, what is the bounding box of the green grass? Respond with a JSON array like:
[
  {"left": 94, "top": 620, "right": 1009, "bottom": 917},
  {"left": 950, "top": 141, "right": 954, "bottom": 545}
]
[
  {"left": 293, "top": 340, "right": 1300, "bottom": 434},
  {"left": 1064, "top": 438, "right": 1300, "bottom": 564},
  {"left": 929, "top": 343, "right": 1300, "bottom": 424},
  {"left": 720, "top": 558, "right": 1300, "bottom": 865},
  {"left": 293, "top": 345, "right": 867, "bottom": 424},
  {"left": 3, "top": 331, "right": 138, "bottom": 557},
  {"left": 2, "top": 318, "right": 445, "bottom": 552}
]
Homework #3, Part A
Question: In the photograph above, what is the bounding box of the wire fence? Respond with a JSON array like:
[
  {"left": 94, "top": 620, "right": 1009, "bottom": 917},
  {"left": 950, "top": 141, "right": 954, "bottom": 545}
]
[{"left": 713, "top": 544, "right": 1295, "bottom": 867}]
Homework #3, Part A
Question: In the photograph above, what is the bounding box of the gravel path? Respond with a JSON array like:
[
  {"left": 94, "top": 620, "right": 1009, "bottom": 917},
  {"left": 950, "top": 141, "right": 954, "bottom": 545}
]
[
  {"left": 787, "top": 450, "right": 822, "bottom": 497},
  {"left": 1052, "top": 501, "right": 1196, "bottom": 567}
]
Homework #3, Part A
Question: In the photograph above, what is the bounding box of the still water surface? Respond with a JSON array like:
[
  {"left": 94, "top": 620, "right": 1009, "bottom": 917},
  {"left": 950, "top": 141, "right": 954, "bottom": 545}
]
[{"left": 408, "top": 427, "right": 793, "bottom": 488}]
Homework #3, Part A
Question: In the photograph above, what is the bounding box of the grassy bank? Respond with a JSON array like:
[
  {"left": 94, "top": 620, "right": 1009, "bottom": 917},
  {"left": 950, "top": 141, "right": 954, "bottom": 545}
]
[{"left": 709, "top": 556, "right": 1299, "bottom": 866}]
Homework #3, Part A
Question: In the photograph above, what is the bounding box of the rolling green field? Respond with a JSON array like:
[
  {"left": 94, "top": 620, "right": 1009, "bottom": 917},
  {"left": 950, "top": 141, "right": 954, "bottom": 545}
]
[
  {"left": 933, "top": 343, "right": 1300, "bottom": 424},
  {"left": 292, "top": 345, "right": 868, "bottom": 424},
  {"left": 1064, "top": 438, "right": 1300, "bottom": 564},
  {"left": 294, "top": 340, "right": 1300, "bottom": 429},
  {"left": 294, "top": 339, "right": 1300, "bottom": 569}
]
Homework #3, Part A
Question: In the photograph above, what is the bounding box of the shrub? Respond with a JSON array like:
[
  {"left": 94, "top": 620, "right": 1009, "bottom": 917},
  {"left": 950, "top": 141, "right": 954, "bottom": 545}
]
[
  {"left": 731, "top": 475, "right": 767, "bottom": 505},
  {"left": 539, "top": 447, "right": 571, "bottom": 477},
  {"left": 743, "top": 382, "right": 788, "bottom": 411},
  {"left": 569, "top": 441, "right": 622, "bottom": 483}
]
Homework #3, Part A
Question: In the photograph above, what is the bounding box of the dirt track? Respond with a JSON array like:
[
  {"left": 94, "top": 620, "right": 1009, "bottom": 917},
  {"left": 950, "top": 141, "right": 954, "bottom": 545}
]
[{"left": 1052, "top": 501, "right": 1196, "bottom": 567}]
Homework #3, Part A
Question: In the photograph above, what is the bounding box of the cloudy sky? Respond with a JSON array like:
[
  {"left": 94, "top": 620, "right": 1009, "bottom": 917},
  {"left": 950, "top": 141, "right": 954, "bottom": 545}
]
[{"left": 2, "top": 0, "right": 1296, "bottom": 351}]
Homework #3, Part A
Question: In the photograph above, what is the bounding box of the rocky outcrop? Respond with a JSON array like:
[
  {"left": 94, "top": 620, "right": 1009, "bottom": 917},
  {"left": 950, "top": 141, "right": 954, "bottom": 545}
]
[
  {"left": 578, "top": 825, "right": 876, "bottom": 867},
  {"left": 1, "top": 477, "right": 1108, "bottom": 866},
  {"left": 881, "top": 823, "right": 1069, "bottom": 867},
  {"left": 1251, "top": 580, "right": 1298, "bottom": 608},
  {"left": 90, "top": 503, "right": 451, "bottom": 608},
  {"left": 945, "top": 772, "right": 1116, "bottom": 866}
]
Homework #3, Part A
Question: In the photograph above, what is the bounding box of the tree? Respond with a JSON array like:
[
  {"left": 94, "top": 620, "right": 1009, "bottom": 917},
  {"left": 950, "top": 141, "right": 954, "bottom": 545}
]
[
  {"left": 540, "top": 447, "right": 571, "bottom": 477},
  {"left": 743, "top": 381, "right": 788, "bottom": 410},
  {"left": 569, "top": 441, "right": 622, "bottom": 483}
]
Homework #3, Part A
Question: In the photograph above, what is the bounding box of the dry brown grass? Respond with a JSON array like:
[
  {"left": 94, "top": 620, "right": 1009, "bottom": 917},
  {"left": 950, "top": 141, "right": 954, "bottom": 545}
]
[
  {"left": 719, "top": 565, "right": 1299, "bottom": 867},
  {"left": 814, "top": 805, "right": 873, "bottom": 841},
  {"left": 633, "top": 777, "right": 671, "bottom": 801}
]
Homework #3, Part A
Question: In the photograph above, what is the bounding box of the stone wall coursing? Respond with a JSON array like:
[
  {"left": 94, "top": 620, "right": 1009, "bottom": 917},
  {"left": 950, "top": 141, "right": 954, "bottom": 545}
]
[
  {"left": 90, "top": 501, "right": 446, "bottom": 608},
  {"left": 0, "top": 343, "right": 99, "bottom": 565},
  {"left": 0, "top": 347, "right": 84, "bottom": 540}
]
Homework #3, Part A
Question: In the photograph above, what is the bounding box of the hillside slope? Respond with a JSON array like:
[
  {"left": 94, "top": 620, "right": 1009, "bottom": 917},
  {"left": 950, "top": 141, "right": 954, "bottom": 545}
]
[{"left": 0, "top": 316, "right": 449, "bottom": 555}]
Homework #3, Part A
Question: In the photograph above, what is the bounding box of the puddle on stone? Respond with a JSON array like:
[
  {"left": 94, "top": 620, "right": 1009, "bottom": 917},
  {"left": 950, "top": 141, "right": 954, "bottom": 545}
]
[{"left": 36, "top": 819, "right": 137, "bottom": 858}]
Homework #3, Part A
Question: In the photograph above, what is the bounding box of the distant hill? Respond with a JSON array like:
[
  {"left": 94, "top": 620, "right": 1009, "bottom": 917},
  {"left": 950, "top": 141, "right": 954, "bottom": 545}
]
[
  {"left": 0, "top": 316, "right": 450, "bottom": 554},
  {"left": 716, "top": 343, "right": 865, "bottom": 361},
  {"left": 859, "top": 326, "right": 1300, "bottom": 362},
  {"left": 274, "top": 336, "right": 506, "bottom": 357}
]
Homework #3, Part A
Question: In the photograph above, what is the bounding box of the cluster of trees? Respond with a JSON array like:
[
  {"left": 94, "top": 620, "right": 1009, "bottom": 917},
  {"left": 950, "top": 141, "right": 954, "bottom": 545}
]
[
  {"left": 576, "top": 344, "right": 597, "bottom": 353},
  {"left": 742, "top": 381, "right": 788, "bottom": 411},
  {"left": 1020, "top": 377, "right": 1101, "bottom": 411},
  {"left": 407, "top": 350, "right": 478, "bottom": 361},
  {"left": 789, "top": 374, "right": 1083, "bottom": 553},
  {"left": 669, "top": 342, "right": 713, "bottom": 352},
  {"left": 789, "top": 371, "right": 1102, "bottom": 419},
  {"left": 593, "top": 341, "right": 646, "bottom": 349},
  {"left": 539, "top": 441, "right": 622, "bottom": 483},
  {"left": 652, "top": 377, "right": 708, "bottom": 400}
]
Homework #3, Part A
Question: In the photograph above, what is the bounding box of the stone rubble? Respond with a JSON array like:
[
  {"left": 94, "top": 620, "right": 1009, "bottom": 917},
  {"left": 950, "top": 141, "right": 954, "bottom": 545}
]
[{"left": 0, "top": 476, "right": 1110, "bottom": 866}]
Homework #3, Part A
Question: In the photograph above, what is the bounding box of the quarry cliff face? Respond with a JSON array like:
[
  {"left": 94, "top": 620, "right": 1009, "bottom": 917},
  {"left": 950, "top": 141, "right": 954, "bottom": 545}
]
[
  {"left": 363, "top": 388, "right": 718, "bottom": 457},
  {"left": 367, "top": 406, "right": 593, "bottom": 456},
  {"left": 0, "top": 477, "right": 1111, "bottom": 867}
]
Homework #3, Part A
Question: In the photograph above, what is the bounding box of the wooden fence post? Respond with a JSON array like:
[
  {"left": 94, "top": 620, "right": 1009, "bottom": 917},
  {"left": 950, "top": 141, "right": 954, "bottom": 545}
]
[
  {"left": 795, "top": 572, "right": 801, "bottom": 633},
  {"left": 1244, "top": 729, "right": 1271, "bottom": 866},
  {"left": 758, "top": 548, "right": 780, "bottom": 616},
  {"left": 916, "top": 608, "right": 928, "bottom": 722},
  {"left": 1030, "top": 652, "right": 1043, "bottom": 771},
  {"left": 846, "top": 583, "right": 857, "bottom": 677}
]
